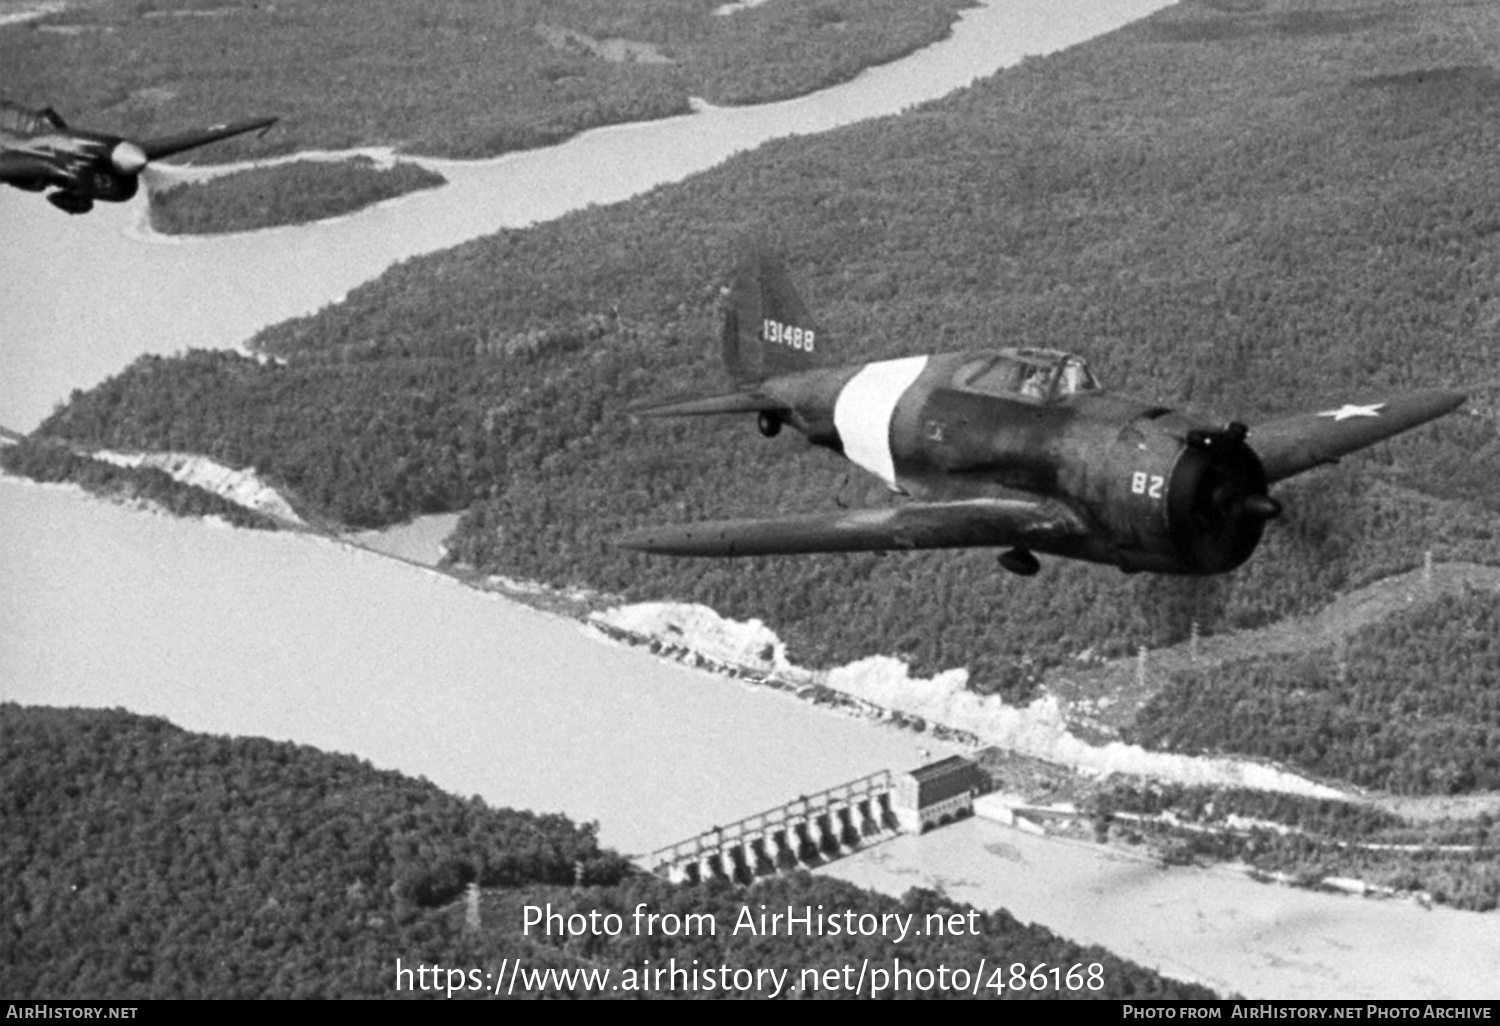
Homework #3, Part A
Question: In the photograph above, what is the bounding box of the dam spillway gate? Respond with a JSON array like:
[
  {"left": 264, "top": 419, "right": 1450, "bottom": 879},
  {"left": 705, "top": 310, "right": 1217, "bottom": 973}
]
[{"left": 638, "top": 770, "right": 899, "bottom": 883}]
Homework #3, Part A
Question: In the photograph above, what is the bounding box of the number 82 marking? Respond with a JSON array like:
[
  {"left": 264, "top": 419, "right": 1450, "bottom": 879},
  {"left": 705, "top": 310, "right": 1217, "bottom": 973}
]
[{"left": 1131, "top": 472, "right": 1165, "bottom": 499}]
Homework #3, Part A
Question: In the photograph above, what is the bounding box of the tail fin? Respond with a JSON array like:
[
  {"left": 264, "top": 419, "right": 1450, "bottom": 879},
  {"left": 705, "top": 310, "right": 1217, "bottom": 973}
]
[{"left": 721, "top": 250, "right": 823, "bottom": 385}]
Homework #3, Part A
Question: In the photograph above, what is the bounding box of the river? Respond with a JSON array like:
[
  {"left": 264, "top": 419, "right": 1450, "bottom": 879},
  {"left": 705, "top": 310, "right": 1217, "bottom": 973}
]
[
  {"left": 0, "top": 0, "right": 1164, "bottom": 432},
  {"left": 0, "top": 476, "right": 958, "bottom": 855},
  {"left": 4, "top": 0, "right": 1495, "bottom": 1000}
]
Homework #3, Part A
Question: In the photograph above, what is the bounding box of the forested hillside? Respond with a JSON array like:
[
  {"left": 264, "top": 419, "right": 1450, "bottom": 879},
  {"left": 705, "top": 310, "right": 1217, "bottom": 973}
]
[
  {"left": 0, "top": 437, "right": 281, "bottom": 529},
  {"left": 0, "top": 706, "right": 1212, "bottom": 998},
  {"left": 1129, "top": 587, "right": 1500, "bottom": 794},
  {"left": 2, "top": 0, "right": 973, "bottom": 158},
  {"left": 32, "top": 0, "right": 1500, "bottom": 705},
  {"left": 149, "top": 159, "right": 447, "bottom": 235},
  {"left": 5, "top": 0, "right": 973, "bottom": 227}
]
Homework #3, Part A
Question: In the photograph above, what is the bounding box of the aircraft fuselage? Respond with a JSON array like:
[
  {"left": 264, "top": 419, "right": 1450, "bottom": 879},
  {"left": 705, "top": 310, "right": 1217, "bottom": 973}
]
[
  {"left": 0, "top": 126, "right": 143, "bottom": 212},
  {"left": 1, "top": 101, "right": 276, "bottom": 214},
  {"left": 620, "top": 250, "right": 1462, "bottom": 577},
  {"left": 757, "top": 352, "right": 1272, "bottom": 575}
]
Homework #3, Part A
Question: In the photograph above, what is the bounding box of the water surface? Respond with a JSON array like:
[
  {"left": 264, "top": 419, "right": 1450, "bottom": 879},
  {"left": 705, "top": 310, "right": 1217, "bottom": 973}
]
[
  {"left": 825, "top": 817, "right": 1500, "bottom": 999},
  {"left": 0, "top": 0, "right": 1170, "bottom": 431},
  {"left": 10, "top": 0, "right": 1478, "bottom": 999},
  {"left": 0, "top": 478, "right": 954, "bottom": 854}
]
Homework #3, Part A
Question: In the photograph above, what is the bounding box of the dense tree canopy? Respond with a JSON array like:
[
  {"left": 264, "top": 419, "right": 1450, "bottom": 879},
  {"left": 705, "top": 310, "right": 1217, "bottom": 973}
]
[
  {"left": 2, "top": 706, "right": 1213, "bottom": 998},
  {"left": 31, "top": 0, "right": 1500, "bottom": 703},
  {"left": 0, "top": 438, "right": 281, "bottom": 529},
  {"left": 1130, "top": 588, "right": 1500, "bottom": 795},
  {"left": 1, "top": 0, "right": 974, "bottom": 159},
  {"left": 150, "top": 159, "right": 448, "bottom": 235}
]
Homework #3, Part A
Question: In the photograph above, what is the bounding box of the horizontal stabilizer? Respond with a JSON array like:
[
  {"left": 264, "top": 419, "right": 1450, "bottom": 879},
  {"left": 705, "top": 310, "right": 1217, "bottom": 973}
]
[
  {"left": 616, "top": 497, "right": 1083, "bottom": 557},
  {"left": 1250, "top": 390, "right": 1466, "bottom": 484},
  {"left": 142, "top": 117, "right": 278, "bottom": 161},
  {"left": 628, "top": 390, "right": 789, "bottom": 418}
]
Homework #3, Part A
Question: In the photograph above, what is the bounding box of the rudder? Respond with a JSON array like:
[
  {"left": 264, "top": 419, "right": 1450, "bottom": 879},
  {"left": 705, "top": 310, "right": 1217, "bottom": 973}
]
[{"left": 721, "top": 250, "right": 822, "bottom": 385}]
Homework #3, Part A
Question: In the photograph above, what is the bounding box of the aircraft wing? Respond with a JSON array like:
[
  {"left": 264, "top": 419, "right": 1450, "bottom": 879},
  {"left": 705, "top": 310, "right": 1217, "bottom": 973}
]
[
  {"left": 0, "top": 148, "right": 68, "bottom": 187},
  {"left": 141, "top": 117, "right": 277, "bottom": 161},
  {"left": 616, "top": 497, "right": 1085, "bottom": 557},
  {"left": 1249, "top": 390, "right": 1465, "bottom": 484},
  {"left": 628, "top": 390, "right": 789, "bottom": 417}
]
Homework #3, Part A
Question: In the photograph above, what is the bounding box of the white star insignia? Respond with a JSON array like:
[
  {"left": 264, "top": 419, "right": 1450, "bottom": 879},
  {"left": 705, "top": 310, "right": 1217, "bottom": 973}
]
[{"left": 1317, "top": 403, "right": 1384, "bottom": 422}]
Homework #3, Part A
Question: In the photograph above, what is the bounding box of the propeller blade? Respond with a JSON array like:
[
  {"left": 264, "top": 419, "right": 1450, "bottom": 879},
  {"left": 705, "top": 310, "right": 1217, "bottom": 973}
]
[{"left": 1242, "top": 494, "right": 1282, "bottom": 521}]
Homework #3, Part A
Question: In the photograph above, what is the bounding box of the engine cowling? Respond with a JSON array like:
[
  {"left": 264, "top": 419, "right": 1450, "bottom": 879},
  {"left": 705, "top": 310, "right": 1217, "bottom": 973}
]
[
  {"left": 1162, "top": 426, "right": 1277, "bottom": 573},
  {"left": 84, "top": 164, "right": 140, "bottom": 203},
  {"left": 1100, "top": 417, "right": 1278, "bottom": 574},
  {"left": 47, "top": 160, "right": 141, "bottom": 213}
]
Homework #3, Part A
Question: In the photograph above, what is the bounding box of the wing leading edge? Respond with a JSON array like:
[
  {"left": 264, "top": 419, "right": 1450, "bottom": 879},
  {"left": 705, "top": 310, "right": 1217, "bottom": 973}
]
[
  {"left": 141, "top": 117, "right": 278, "bottom": 161},
  {"left": 616, "top": 497, "right": 1085, "bottom": 557},
  {"left": 1250, "top": 390, "right": 1466, "bottom": 484}
]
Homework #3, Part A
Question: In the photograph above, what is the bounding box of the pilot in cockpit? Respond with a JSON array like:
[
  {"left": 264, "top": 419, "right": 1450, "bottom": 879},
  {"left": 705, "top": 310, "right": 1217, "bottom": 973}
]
[
  {"left": 0, "top": 100, "right": 64, "bottom": 136},
  {"left": 1019, "top": 363, "right": 1055, "bottom": 400},
  {"left": 1058, "top": 357, "right": 1098, "bottom": 397}
]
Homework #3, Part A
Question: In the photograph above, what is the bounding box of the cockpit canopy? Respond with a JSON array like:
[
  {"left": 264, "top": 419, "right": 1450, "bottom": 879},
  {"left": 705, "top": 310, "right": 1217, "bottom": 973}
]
[
  {"left": 0, "top": 101, "right": 66, "bottom": 136},
  {"left": 953, "top": 348, "right": 1100, "bottom": 403}
]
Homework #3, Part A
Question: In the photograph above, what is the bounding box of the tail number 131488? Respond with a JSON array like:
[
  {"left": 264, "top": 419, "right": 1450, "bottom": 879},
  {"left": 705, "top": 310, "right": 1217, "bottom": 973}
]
[{"left": 764, "top": 319, "right": 815, "bottom": 353}]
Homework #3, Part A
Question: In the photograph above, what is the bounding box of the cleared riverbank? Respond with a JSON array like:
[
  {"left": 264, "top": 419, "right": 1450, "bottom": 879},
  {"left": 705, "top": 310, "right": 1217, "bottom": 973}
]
[{"left": 823, "top": 817, "right": 1500, "bottom": 999}]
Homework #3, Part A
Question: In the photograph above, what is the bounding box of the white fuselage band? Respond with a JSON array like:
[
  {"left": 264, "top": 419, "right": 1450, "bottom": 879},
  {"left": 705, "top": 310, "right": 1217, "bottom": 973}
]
[{"left": 832, "top": 356, "right": 929, "bottom": 490}]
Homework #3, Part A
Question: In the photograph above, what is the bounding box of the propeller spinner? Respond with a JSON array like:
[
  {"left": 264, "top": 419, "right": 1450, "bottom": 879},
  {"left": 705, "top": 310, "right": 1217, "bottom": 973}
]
[{"left": 109, "top": 140, "right": 148, "bottom": 175}]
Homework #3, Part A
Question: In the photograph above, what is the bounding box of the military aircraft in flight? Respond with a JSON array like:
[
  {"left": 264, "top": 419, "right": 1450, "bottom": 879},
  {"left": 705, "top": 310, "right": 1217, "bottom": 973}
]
[
  {"left": 0, "top": 100, "right": 276, "bottom": 214},
  {"left": 618, "top": 251, "right": 1465, "bottom": 576}
]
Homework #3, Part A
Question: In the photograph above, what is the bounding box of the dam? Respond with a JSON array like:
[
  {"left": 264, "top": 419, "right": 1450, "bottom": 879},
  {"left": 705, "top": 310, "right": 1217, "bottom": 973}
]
[{"left": 639, "top": 771, "right": 900, "bottom": 883}]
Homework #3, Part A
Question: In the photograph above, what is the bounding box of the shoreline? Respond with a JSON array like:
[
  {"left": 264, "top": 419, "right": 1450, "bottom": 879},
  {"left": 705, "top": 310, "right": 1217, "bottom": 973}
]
[
  {"left": 10, "top": 468, "right": 1494, "bottom": 911},
  {"left": 6, "top": 470, "right": 1498, "bottom": 1004},
  {"left": 114, "top": 2, "right": 985, "bottom": 238},
  {"left": 5, "top": 462, "right": 1485, "bottom": 816}
]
